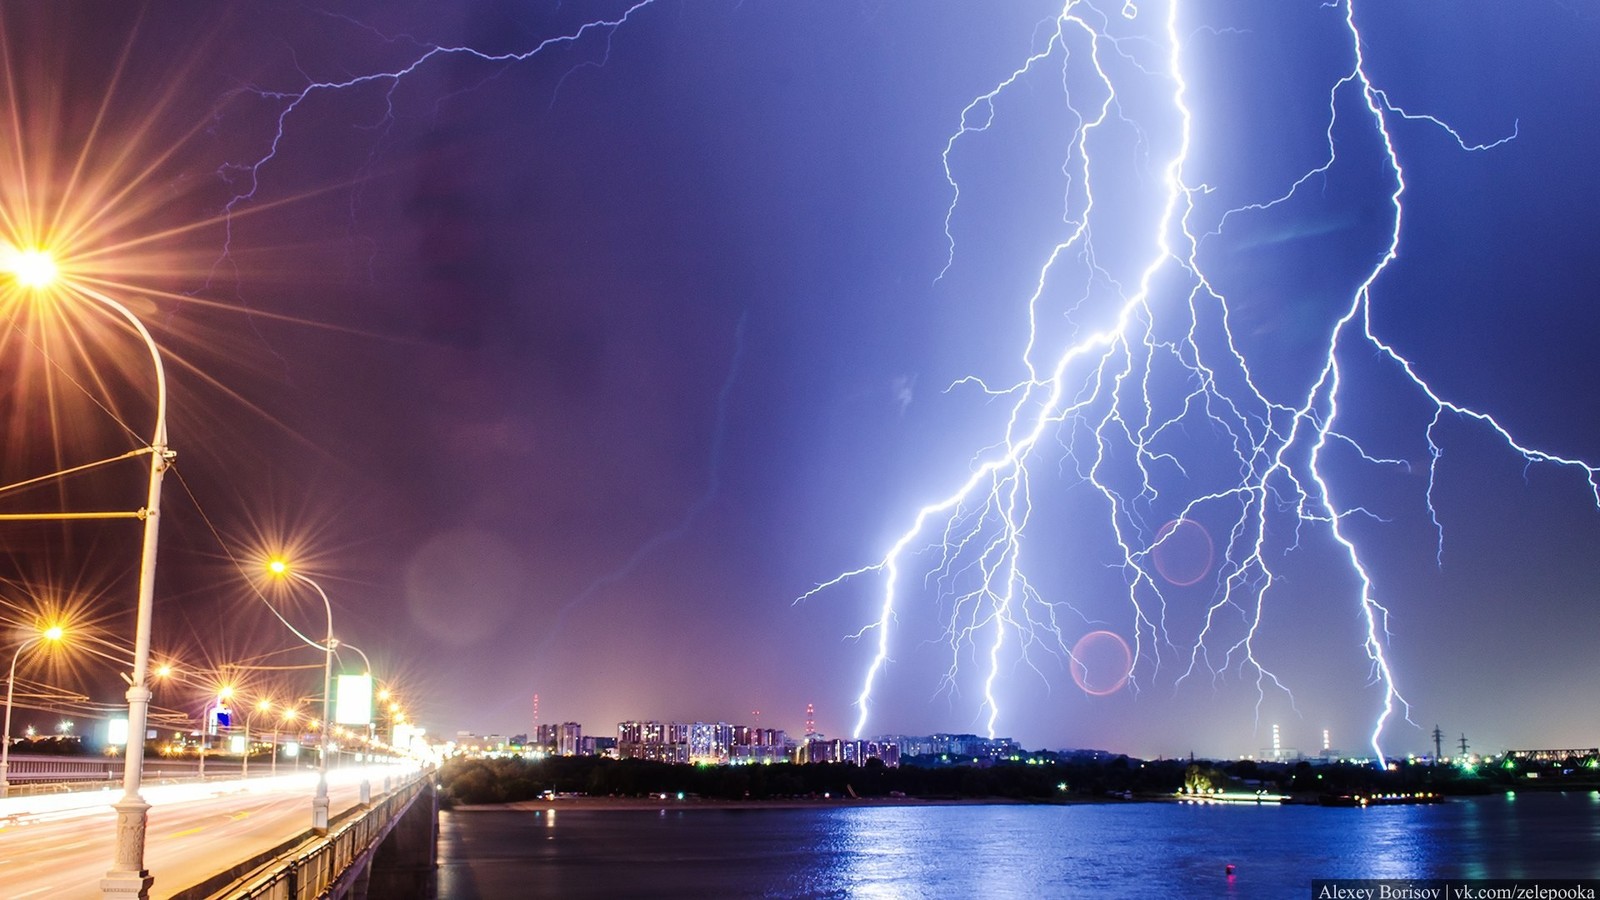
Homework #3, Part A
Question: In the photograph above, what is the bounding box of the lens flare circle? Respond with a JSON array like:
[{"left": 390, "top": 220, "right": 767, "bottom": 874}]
[
  {"left": 1149, "top": 518, "right": 1214, "bottom": 587},
  {"left": 1069, "top": 630, "right": 1133, "bottom": 697}
]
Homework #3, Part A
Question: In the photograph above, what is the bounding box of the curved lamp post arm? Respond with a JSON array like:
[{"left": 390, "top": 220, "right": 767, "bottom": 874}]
[
  {"left": 1, "top": 636, "right": 41, "bottom": 797},
  {"left": 337, "top": 641, "right": 371, "bottom": 676}
]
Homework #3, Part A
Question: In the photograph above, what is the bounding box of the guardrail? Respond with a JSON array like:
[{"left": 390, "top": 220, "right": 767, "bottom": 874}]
[
  {"left": 1, "top": 770, "right": 274, "bottom": 798},
  {"left": 217, "top": 771, "right": 429, "bottom": 900},
  {"left": 2, "top": 755, "right": 126, "bottom": 781}
]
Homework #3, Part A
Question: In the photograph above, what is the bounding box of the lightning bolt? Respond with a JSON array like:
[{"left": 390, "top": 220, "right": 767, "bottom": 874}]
[
  {"left": 807, "top": 0, "right": 1592, "bottom": 766},
  {"left": 213, "top": 1, "right": 663, "bottom": 260}
]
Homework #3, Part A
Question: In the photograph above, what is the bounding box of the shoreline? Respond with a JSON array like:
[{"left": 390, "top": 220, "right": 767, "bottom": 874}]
[{"left": 453, "top": 794, "right": 1127, "bottom": 813}]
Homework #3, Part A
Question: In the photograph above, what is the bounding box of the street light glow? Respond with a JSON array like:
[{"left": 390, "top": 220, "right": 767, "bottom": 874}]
[
  {"left": 4, "top": 246, "right": 58, "bottom": 289},
  {"left": 267, "top": 559, "right": 288, "bottom": 576},
  {"left": 42, "top": 625, "right": 63, "bottom": 642}
]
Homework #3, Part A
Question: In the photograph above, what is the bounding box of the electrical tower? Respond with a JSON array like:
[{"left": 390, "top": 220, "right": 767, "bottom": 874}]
[
  {"left": 1459, "top": 734, "right": 1469, "bottom": 757},
  {"left": 1432, "top": 725, "right": 1443, "bottom": 763}
]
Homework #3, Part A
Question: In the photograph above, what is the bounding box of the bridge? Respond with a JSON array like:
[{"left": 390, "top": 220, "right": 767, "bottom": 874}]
[{"left": 0, "top": 756, "right": 438, "bottom": 899}]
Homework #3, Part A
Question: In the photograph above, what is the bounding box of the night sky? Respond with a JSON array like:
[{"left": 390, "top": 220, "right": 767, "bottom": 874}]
[{"left": 1, "top": 1, "right": 1597, "bottom": 760}]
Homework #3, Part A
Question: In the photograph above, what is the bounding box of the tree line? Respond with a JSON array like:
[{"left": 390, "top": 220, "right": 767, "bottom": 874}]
[{"left": 439, "top": 752, "right": 1554, "bottom": 806}]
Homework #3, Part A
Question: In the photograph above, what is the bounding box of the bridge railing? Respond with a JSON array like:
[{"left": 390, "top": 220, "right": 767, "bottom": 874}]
[
  {"left": 221, "top": 771, "right": 428, "bottom": 900},
  {"left": 2, "top": 767, "right": 283, "bottom": 799}
]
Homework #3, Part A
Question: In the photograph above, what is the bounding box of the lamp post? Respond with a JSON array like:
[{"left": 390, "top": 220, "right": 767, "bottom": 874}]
[
  {"left": 50, "top": 271, "right": 170, "bottom": 900},
  {"left": 334, "top": 640, "right": 377, "bottom": 802},
  {"left": 2, "top": 258, "right": 170, "bottom": 897},
  {"left": 272, "top": 708, "right": 298, "bottom": 778},
  {"left": 2, "top": 625, "right": 65, "bottom": 797},
  {"left": 197, "top": 685, "right": 232, "bottom": 781},
  {"left": 241, "top": 699, "right": 271, "bottom": 780},
  {"left": 267, "top": 560, "right": 334, "bottom": 833}
]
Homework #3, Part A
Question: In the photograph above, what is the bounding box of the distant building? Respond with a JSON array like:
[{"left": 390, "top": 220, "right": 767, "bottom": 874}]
[
  {"left": 884, "top": 733, "right": 1017, "bottom": 761},
  {"left": 617, "top": 720, "right": 688, "bottom": 762},
  {"left": 794, "top": 737, "right": 900, "bottom": 767},
  {"left": 689, "top": 722, "right": 734, "bottom": 763},
  {"left": 1506, "top": 748, "right": 1600, "bottom": 764},
  {"left": 796, "top": 736, "right": 840, "bottom": 764},
  {"left": 557, "top": 722, "right": 582, "bottom": 756},
  {"left": 531, "top": 724, "right": 559, "bottom": 752},
  {"left": 865, "top": 740, "right": 900, "bottom": 767}
]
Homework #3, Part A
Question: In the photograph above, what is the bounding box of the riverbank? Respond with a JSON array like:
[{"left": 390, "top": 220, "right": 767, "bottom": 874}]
[{"left": 456, "top": 793, "right": 1124, "bottom": 813}]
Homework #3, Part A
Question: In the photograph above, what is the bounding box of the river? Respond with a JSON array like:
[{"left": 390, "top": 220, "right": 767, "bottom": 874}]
[{"left": 436, "top": 791, "right": 1600, "bottom": 898}]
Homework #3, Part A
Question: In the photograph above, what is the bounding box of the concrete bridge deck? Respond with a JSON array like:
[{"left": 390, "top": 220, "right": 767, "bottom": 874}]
[{"left": 0, "top": 763, "right": 434, "bottom": 899}]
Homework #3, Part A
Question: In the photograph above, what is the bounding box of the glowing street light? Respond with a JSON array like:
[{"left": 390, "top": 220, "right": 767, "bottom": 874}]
[
  {"left": 2, "top": 624, "right": 65, "bottom": 797},
  {"left": 273, "top": 708, "right": 300, "bottom": 777},
  {"left": 266, "top": 558, "right": 335, "bottom": 833},
  {"left": 2, "top": 246, "right": 57, "bottom": 289}
]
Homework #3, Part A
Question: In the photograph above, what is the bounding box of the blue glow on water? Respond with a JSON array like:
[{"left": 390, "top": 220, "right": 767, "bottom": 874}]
[{"left": 437, "top": 794, "right": 1600, "bottom": 898}]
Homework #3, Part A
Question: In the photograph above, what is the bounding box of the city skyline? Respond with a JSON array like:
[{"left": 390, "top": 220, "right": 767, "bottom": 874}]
[{"left": 0, "top": 2, "right": 1596, "bottom": 764}]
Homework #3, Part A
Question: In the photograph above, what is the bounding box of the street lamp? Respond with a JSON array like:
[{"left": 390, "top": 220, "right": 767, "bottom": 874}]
[
  {"left": 332, "top": 640, "right": 379, "bottom": 799},
  {"left": 198, "top": 685, "right": 234, "bottom": 781},
  {"left": 1, "top": 624, "right": 65, "bottom": 797},
  {"left": 241, "top": 699, "right": 272, "bottom": 780},
  {"left": 273, "top": 708, "right": 299, "bottom": 777},
  {"left": 267, "top": 559, "right": 334, "bottom": 833},
  {"left": 4, "top": 251, "right": 175, "bottom": 899}
]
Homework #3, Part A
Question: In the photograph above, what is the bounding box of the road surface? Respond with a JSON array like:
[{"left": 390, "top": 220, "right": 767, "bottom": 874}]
[{"left": 0, "top": 763, "right": 420, "bottom": 898}]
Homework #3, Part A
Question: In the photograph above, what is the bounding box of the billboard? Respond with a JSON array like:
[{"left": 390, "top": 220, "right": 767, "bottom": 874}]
[
  {"left": 335, "top": 673, "right": 373, "bottom": 725},
  {"left": 107, "top": 718, "right": 129, "bottom": 746},
  {"left": 207, "top": 705, "right": 231, "bottom": 735},
  {"left": 392, "top": 722, "right": 421, "bottom": 752}
]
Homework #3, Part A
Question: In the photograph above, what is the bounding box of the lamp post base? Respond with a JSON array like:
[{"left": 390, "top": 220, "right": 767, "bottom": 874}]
[
  {"left": 312, "top": 794, "right": 330, "bottom": 833},
  {"left": 102, "top": 796, "right": 155, "bottom": 898},
  {"left": 99, "top": 872, "right": 153, "bottom": 899}
]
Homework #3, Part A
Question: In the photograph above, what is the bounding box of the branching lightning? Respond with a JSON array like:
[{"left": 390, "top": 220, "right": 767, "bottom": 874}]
[
  {"left": 215, "top": 1, "right": 662, "bottom": 255},
  {"left": 805, "top": 0, "right": 1595, "bottom": 764},
  {"left": 144, "top": 0, "right": 1588, "bottom": 761}
]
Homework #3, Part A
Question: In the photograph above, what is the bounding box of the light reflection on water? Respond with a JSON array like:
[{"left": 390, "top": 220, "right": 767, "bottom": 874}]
[{"left": 437, "top": 793, "right": 1600, "bottom": 899}]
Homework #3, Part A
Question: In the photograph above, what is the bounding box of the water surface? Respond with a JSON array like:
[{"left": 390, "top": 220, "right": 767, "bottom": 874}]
[{"left": 436, "top": 792, "right": 1600, "bottom": 898}]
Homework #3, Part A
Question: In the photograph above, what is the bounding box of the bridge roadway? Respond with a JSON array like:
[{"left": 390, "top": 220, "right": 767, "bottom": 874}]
[{"left": 0, "top": 762, "right": 422, "bottom": 898}]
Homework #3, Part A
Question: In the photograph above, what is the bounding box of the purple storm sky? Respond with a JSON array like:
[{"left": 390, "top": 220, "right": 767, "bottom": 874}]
[{"left": 2, "top": 1, "right": 1597, "bottom": 760}]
